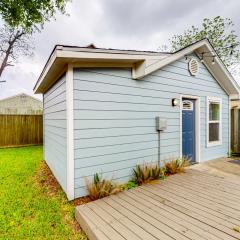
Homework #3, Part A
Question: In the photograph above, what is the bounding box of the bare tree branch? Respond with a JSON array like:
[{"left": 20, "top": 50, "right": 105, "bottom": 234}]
[{"left": 0, "top": 24, "right": 34, "bottom": 78}]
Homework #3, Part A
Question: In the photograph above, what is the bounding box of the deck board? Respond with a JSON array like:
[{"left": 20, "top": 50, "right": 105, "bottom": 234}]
[
  {"left": 165, "top": 177, "right": 240, "bottom": 211},
  {"left": 151, "top": 182, "right": 240, "bottom": 221},
  {"left": 166, "top": 174, "right": 240, "bottom": 204},
  {"left": 75, "top": 168, "right": 240, "bottom": 240},
  {"left": 142, "top": 185, "right": 238, "bottom": 240},
  {"left": 126, "top": 189, "right": 219, "bottom": 240}
]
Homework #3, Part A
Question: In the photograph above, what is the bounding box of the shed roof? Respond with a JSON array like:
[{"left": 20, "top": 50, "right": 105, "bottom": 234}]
[{"left": 34, "top": 39, "right": 240, "bottom": 99}]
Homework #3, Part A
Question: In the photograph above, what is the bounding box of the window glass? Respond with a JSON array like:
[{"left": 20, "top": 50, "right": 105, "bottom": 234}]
[
  {"left": 207, "top": 98, "right": 221, "bottom": 145},
  {"left": 209, "top": 122, "right": 219, "bottom": 142},
  {"left": 209, "top": 103, "right": 219, "bottom": 121}
]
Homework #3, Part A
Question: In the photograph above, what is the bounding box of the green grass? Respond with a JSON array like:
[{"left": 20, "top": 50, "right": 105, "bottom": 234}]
[{"left": 0, "top": 146, "right": 87, "bottom": 239}]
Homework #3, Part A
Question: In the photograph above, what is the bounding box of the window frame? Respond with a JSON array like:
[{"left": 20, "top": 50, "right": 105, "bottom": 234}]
[{"left": 206, "top": 96, "right": 222, "bottom": 147}]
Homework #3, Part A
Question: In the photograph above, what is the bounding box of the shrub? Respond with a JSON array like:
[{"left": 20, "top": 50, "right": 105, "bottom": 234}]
[
  {"left": 124, "top": 180, "right": 138, "bottom": 190},
  {"left": 132, "top": 164, "right": 165, "bottom": 185},
  {"left": 165, "top": 157, "right": 190, "bottom": 175},
  {"left": 159, "top": 166, "right": 166, "bottom": 180},
  {"left": 86, "top": 173, "right": 123, "bottom": 200}
]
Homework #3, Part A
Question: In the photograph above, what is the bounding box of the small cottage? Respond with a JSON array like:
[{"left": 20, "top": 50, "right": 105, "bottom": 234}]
[{"left": 34, "top": 39, "right": 240, "bottom": 200}]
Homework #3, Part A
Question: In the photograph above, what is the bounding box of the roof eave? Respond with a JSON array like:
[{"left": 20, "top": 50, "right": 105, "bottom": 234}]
[
  {"left": 34, "top": 48, "right": 166, "bottom": 93},
  {"left": 134, "top": 39, "right": 240, "bottom": 97},
  {"left": 34, "top": 39, "right": 240, "bottom": 98}
]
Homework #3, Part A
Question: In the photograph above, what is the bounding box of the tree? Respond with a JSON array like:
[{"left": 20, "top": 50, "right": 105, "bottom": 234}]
[
  {"left": 0, "top": 25, "right": 33, "bottom": 77},
  {"left": 164, "top": 16, "right": 240, "bottom": 68},
  {"left": 0, "top": 0, "right": 69, "bottom": 78},
  {"left": 0, "top": 0, "right": 69, "bottom": 31}
]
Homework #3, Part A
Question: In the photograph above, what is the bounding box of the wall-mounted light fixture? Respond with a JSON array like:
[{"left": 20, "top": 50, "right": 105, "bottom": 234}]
[{"left": 172, "top": 98, "right": 180, "bottom": 107}]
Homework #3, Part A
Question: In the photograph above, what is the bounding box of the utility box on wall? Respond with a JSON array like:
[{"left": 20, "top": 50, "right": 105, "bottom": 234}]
[{"left": 155, "top": 117, "right": 167, "bottom": 131}]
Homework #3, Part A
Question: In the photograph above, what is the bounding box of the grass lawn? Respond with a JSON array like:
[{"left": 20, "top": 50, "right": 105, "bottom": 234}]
[{"left": 0, "top": 146, "right": 87, "bottom": 239}]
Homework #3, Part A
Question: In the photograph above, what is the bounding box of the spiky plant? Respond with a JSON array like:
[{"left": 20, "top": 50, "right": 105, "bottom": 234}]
[
  {"left": 165, "top": 157, "right": 190, "bottom": 175},
  {"left": 151, "top": 165, "right": 164, "bottom": 179},
  {"left": 86, "top": 174, "right": 123, "bottom": 200},
  {"left": 93, "top": 173, "right": 100, "bottom": 184},
  {"left": 133, "top": 164, "right": 165, "bottom": 185},
  {"left": 133, "top": 165, "right": 149, "bottom": 185}
]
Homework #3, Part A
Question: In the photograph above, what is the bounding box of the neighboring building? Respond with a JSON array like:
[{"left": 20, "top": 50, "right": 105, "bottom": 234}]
[
  {"left": 0, "top": 93, "right": 43, "bottom": 115},
  {"left": 34, "top": 39, "right": 240, "bottom": 200},
  {"left": 230, "top": 99, "right": 240, "bottom": 154},
  {"left": 231, "top": 99, "right": 240, "bottom": 109}
]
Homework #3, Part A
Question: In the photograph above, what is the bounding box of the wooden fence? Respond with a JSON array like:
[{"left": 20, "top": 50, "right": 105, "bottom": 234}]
[
  {"left": 231, "top": 109, "right": 240, "bottom": 154},
  {"left": 0, "top": 115, "right": 43, "bottom": 147}
]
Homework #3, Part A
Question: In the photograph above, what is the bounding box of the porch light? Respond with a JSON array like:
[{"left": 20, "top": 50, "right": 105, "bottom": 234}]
[{"left": 172, "top": 98, "right": 180, "bottom": 107}]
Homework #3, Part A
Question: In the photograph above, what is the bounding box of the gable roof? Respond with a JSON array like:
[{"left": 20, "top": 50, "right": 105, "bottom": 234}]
[
  {"left": 0, "top": 93, "right": 42, "bottom": 103},
  {"left": 34, "top": 39, "right": 240, "bottom": 99}
]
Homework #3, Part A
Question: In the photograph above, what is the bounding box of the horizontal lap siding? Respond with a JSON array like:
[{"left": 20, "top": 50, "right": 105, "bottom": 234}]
[
  {"left": 73, "top": 55, "right": 229, "bottom": 198},
  {"left": 44, "top": 75, "right": 67, "bottom": 192}
]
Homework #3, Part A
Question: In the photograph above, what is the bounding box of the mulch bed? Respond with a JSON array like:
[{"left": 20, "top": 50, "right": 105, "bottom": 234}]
[{"left": 35, "top": 160, "right": 92, "bottom": 206}]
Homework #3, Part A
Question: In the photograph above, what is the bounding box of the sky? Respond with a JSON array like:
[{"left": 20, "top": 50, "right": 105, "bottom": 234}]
[{"left": 0, "top": 0, "right": 240, "bottom": 100}]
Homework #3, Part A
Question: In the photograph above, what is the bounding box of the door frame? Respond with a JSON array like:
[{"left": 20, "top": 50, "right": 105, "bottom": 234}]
[{"left": 180, "top": 95, "right": 201, "bottom": 163}]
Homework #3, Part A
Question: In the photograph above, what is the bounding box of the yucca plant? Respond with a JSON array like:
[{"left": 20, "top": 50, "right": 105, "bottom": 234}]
[
  {"left": 93, "top": 173, "right": 100, "bottom": 185},
  {"left": 132, "top": 164, "right": 165, "bottom": 185},
  {"left": 165, "top": 157, "right": 190, "bottom": 175},
  {"left": 150, "top": 165, "right": 161, "bottom": 179},
  {"left": 133, "top": 165, "right": 150, "bottom": 185},
  {"left": 86, "top": 173, "right": 123, "bottom": 200}
]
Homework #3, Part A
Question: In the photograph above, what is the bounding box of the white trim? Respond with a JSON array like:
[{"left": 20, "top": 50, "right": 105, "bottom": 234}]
[
  {"left": 66, "top": 64, "right": 74, "bottom": 200},
  {"left": 43, "top": 96, "right": 45, "bottom": 161},
  {"left": 34, "top": 39, "right": 240, "bottom": 99},
  {"left": 138, "top": 40, "right": 239, "bottom": 97},
  {"left": 206, "top": 96, "right": 222, "bottom": 147},
  {"left": 180, "top": 95, "right": 201, "bottom": 163}
]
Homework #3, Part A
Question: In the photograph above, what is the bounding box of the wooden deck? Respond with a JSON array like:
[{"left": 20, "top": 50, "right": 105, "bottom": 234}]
[{"left": 75, "top": 168, "right": 240, "bottom": 240}]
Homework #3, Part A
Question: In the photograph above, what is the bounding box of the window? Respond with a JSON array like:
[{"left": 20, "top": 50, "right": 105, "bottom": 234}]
[
  {"left": 207, "top": 97, "right": 222, "bottom": 147},
  {"left": 182, "top": 100, "right": 193, "bottom": 110}
]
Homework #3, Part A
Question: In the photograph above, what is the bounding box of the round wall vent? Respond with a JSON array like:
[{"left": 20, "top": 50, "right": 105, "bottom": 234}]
[{"left": 188, "top": 58, "right": 199, "bottom": 76}]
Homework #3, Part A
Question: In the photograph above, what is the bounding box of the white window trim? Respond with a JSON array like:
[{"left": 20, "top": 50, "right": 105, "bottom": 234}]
[{"left": 206, "top": 96, "right": 222, "bottom": 147}]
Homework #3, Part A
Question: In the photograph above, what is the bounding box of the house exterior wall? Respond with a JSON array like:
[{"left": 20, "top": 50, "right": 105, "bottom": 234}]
[
  {"left": 72, "top": 55, "right": 229, "bottom": 198},
  {"left": 43, "top": 74, "right": 67, "bottom": 192},
  {"left": 0, "top": 94, "right": 42, "bottom": 115}
]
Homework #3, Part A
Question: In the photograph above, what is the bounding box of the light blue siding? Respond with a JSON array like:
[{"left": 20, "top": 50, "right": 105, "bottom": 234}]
[
  {"left": 73, "top": 55, "right": 229, "bottom": 198},
  {"left": 44, "top": 74, "right": 67, "bottom": 192}
]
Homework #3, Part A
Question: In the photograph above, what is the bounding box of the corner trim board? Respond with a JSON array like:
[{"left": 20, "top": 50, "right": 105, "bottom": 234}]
[{"left": 66, "top": 64, "right": 75, "bottom": 200}]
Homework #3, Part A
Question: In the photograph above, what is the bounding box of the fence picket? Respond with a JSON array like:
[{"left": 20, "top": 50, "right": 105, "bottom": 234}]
[{"left": 0, "top": 115, "right": 43, "bottom": 147}]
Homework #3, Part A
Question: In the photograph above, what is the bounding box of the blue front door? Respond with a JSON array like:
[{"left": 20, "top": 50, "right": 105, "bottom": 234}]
[{"left": 182, "top": 99, "right": 196, "bottom": 162}]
